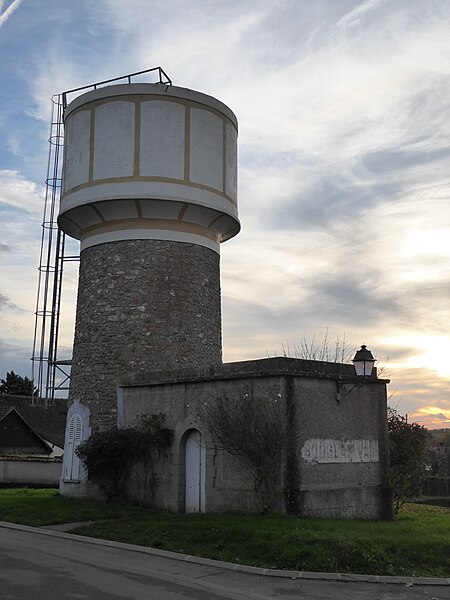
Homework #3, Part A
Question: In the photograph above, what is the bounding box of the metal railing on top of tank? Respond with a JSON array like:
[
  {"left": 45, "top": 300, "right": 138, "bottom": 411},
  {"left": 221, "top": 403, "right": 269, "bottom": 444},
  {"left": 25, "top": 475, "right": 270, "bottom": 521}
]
[{"left": 61, "top": 66, "right": 172, "bottom": 109}]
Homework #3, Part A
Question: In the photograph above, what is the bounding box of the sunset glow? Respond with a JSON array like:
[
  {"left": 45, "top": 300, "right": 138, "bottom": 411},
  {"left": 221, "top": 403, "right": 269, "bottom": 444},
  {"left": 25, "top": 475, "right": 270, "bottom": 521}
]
[
  {"left": 409, "top": 406, "right": 450, "bottom": 429},
  {"left": 383, "top": 336, "right": 450, "bottom": 380}
]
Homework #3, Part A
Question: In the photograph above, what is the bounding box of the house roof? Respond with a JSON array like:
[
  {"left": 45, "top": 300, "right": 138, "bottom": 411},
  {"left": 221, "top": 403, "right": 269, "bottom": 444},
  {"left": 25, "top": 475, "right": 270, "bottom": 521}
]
[
  {"left": 0, "top": 396, "right": 67, "bottom": 448},
  {"left": 0, "top": 407, "right": 54, "bottom": 452}
]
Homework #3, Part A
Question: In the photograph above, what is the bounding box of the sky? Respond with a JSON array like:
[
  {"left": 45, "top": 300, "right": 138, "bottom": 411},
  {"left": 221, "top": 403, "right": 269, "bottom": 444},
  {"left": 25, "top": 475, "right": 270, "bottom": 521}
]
[{"left": 0, "top": 0, "right": 449, "bottom": 429}]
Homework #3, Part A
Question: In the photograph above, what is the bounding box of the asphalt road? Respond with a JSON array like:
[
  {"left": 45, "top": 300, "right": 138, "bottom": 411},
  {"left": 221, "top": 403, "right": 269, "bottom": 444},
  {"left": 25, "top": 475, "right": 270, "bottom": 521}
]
[{"left": 0, "top": 523, "right": 448, "bottom": 600}]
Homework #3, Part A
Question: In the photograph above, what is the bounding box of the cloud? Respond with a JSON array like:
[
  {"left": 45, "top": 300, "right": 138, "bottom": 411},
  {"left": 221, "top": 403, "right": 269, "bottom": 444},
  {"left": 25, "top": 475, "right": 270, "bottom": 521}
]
[
  {"left": 0, "top": 293, "right": 22, "bottom": 312},
  {"left": 0, "top": 0, "right": 23, "bottom": 28},
  {"left": 382, "top": 336, "right": 450, "bottom": 379},
  {"left": 27, "top": 53, "right": 89, "bottom": 123},
  {"left": 0, "top": 169, "right": 43, "bottom": 215},
  {"left": 336, "top": 0, "right": 389, "bottom": 30},
  {"left": 302, "top": 275, "right": 401, "bottom": 327},
  {"left": 0, "top": 338, "right": 32, "bottom": 379},
  {"left": 0, "top": 170, "right": 47, "bottom": 367},
  {"left": 409, "top": 406, "right": 450, "bottom": 429}
]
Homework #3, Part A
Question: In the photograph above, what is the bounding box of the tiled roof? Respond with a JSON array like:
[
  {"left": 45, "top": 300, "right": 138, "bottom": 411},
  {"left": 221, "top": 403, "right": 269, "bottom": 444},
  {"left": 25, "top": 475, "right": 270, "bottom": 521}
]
[{"left": 0, "top": 396, "right": 67, "bottom": 447}]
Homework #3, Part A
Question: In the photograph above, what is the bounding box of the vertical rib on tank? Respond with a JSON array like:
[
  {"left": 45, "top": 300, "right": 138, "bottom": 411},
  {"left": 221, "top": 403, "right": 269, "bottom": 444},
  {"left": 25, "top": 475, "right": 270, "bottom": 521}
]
[{"left": 59, "top": 84, "right": 239, "bottom": 429}]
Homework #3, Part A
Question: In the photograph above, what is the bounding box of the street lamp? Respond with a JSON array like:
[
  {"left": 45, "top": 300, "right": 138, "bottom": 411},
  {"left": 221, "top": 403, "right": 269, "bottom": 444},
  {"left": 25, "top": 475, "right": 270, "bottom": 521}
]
[
  {"left": 352, "top": 345, "right": 376, "bottom": 378},
  {"left": 336, "top": 345, "right": 376, "bottom": 403}
]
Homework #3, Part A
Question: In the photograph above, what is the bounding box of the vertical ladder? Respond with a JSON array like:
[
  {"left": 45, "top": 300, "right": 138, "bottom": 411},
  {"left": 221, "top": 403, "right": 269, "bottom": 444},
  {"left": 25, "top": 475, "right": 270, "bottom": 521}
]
[{"left": 31, "top": 94, "right": 74, "bottom": 406}]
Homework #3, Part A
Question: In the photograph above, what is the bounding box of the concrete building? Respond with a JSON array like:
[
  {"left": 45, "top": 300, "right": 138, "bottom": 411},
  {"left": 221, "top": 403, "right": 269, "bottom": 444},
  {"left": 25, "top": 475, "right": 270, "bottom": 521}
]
[
  {"left": 119, "top": 358, "right": 391, "bottom": 519},
  {"left": 59, "top": 81, "right": 392, "bottom": 518}
]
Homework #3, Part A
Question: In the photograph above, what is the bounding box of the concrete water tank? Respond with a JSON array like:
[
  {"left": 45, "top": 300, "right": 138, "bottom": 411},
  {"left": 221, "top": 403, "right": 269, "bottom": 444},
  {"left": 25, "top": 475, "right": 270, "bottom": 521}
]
[
  {"left": 59, "top": 83, "right": 239, "bottom": 430},
  {"left": 60, "top": 84, "right": 239, "bottom": 251}
]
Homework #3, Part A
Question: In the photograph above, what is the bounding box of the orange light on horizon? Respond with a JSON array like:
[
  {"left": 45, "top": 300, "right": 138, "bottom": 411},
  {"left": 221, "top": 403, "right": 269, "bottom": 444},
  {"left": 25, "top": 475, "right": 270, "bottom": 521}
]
[{"left": 409, "top": 406, "right": 450, "bottom": 429}]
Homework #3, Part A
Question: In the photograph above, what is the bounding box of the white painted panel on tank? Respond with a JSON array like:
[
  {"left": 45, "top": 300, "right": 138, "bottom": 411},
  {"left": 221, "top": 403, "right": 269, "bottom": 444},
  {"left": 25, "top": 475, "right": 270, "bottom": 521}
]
[
  {"left": 140, "top": 101, "right": 185, "bottom": 179},
  {"left": 93, "top": 101, "right": 135, "bottom": 180},
  {"left": 64, "top": 110, "right": 91, "bottom": 192},
  {"left": 190, "top": 109, "right": 223, "bottom": 191},
  {"left": 185, "top": 430, "right": 206, "bottom": 513},
  {"left": 225, "top": 122, "right": 237, "bottom": 202}
]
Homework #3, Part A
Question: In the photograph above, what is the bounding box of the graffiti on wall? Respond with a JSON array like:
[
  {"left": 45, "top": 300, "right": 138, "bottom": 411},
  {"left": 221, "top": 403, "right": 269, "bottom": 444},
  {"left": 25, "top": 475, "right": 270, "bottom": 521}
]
[{"left": 301, "top": 438, "right": 379, "bottom": 464}]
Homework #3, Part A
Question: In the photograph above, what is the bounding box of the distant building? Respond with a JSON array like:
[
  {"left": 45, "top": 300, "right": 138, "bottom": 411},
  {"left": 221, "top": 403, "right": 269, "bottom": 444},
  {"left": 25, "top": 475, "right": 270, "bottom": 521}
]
[
  {"left": 0, "top": 395, "right": 66, "bottom": 456},
  {"left": 0, "top": 395, "right": 66, "bottom": 486}
]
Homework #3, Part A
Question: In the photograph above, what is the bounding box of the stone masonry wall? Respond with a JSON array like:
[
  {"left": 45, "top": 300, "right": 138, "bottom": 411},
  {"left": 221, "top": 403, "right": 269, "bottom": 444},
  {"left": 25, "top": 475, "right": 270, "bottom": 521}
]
[{"left": 69, "top": 239, "right": 222, "bottom": 431}]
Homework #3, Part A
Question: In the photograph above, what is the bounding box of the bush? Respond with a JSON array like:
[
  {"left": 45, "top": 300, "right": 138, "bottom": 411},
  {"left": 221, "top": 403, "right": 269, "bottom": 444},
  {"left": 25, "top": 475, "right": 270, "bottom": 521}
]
[
  {"left": 388, "top": 408, "right": 429, "bottom": 514},
  {"left": 76, "top": 413, "right": 174, "bottom": 503}
]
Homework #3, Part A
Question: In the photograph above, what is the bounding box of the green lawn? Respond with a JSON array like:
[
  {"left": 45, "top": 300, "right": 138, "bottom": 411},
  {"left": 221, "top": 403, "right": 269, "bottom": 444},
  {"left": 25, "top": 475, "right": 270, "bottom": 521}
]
[
  {"left": 0, "top": 489, "right": 448, "bottom": 577},
  {"left": 0, "top": 488, "right": 141, "bottom": 526}
]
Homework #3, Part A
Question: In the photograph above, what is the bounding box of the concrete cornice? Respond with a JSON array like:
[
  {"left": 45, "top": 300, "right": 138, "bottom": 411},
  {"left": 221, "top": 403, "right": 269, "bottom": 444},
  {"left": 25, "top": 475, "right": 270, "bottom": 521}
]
[
  {"left": 64, "top": 83, "right": 238, "bottom": 130},
  {"left": 118, "top": 356, "right": 389, "bottom": 388}
]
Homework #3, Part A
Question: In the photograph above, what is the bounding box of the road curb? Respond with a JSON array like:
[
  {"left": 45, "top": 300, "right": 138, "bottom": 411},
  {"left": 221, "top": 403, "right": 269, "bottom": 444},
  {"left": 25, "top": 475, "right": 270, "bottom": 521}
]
[{"left": 1, "top": 521, "right": 448, "bottom": 587}]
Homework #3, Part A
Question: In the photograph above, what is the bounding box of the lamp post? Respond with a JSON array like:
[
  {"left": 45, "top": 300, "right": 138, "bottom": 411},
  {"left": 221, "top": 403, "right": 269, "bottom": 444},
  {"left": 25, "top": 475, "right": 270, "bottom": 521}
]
[
  {"left": 352, "top": 344, "right": 376, "bottom": 378},
  {"left": 336, "top": 345, "right": 376, "bottom": 404}
]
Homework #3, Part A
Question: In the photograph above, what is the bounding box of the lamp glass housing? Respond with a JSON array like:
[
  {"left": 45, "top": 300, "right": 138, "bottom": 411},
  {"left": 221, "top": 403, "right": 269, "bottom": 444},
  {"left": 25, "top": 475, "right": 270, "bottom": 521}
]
[
  {"left": 353, "top": 359, "right": 374, "bottom": 377},
  {"left": 352, "top": 345, "right": 376, "bottom": 378}
]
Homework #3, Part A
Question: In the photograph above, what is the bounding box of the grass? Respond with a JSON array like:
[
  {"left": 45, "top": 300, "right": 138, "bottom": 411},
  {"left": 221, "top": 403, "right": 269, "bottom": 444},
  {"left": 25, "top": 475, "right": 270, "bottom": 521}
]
[
  {"left": 0, "top": 488, "right": 141, "bottom": 526},
  {"left": 0, "top": 489, "right": 448, "bottom": 577}
]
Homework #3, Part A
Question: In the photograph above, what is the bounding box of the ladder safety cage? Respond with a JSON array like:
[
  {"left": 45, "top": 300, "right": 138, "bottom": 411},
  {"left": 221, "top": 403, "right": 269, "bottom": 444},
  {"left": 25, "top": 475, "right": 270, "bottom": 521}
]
[{"left": 31, "top": 93, "right": 71, "bottom": 406}]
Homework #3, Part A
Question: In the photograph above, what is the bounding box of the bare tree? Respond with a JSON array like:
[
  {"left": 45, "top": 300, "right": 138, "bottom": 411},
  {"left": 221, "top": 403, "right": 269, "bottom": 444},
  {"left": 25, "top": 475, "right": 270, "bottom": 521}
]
[
  {"left": 271, "top": 329, "right": 356, "bottom": 363},
  {"left": 271, "top": 330, "right": 390, "bottom": 378}
]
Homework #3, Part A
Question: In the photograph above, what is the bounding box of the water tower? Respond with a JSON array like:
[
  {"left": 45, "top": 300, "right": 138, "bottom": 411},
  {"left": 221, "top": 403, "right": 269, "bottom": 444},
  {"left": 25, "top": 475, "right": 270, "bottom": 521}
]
[{"left": 59, "top": 75, "right": 239, "bottom": 432}]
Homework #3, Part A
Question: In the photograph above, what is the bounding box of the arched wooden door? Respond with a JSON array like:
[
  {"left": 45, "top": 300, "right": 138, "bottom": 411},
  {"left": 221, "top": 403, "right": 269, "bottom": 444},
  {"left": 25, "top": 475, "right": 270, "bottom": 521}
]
[{"left": 185, "top": 429, "right": 206, "bottom": 513}]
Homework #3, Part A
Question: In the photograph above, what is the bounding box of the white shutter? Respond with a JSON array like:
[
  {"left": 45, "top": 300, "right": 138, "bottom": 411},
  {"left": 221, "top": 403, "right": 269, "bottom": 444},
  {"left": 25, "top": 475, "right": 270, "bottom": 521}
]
[{"left": 64, "top": 414, "right": 83, "bottom": 480}]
